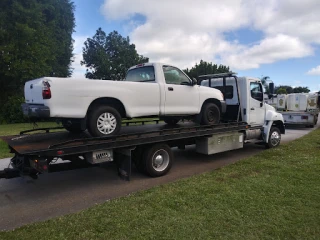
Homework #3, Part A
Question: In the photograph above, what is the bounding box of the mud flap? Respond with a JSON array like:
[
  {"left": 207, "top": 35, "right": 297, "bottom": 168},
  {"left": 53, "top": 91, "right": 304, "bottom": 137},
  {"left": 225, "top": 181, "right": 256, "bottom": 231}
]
[
  {"left": 114, "top": 148, "right": 135, "bottom": 181},
  {"left": 263, "top": 121, "right": 273, "bottom": 143}
]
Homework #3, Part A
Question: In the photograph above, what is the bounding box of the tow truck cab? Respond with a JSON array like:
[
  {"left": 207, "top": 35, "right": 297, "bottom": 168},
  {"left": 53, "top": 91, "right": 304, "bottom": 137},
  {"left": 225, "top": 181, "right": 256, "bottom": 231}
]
[{"left": 199, "top": 73, "right": 285, "bottom": 143}]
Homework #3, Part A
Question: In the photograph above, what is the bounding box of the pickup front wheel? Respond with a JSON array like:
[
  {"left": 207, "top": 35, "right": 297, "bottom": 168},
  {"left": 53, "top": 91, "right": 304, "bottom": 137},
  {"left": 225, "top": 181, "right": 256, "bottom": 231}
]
[
  {"left": 201, "top": 103, "right": 220, "bottom": 125},
  {"left": 88, "top": 106, "right": 121, "bottom": 137}
]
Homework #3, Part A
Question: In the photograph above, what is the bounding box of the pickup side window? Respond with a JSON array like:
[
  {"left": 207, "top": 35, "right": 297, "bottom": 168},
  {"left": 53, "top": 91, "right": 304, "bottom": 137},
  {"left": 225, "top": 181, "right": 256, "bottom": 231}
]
[
  {"left": 125, "top": 66, "right": 155, "bottom": 82},
  {"left": 250, "top": 82, "right": 263, "bottom": 102},
  {"left": 163, "top": 66, "right": 191, "bottom": 85}
]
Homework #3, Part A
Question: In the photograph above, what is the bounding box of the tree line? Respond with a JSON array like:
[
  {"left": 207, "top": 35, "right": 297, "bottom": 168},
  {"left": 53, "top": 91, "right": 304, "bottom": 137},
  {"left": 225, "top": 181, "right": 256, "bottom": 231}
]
[
  {"left": 0, "top": 0, "right": 75, "bottom": 123},
  {"left": 261, "top": 76, "right": 310, "bottom": 94}
]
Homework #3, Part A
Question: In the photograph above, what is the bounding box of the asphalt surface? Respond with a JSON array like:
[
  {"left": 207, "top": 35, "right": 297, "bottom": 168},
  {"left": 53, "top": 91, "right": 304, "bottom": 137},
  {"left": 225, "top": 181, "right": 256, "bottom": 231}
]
[{"left": 0, "top": 123, "right": 318, "bottom": 231}]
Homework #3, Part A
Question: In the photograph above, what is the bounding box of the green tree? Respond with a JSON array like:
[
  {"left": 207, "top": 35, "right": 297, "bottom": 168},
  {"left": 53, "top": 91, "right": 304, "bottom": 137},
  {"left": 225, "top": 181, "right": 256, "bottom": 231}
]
[
  {"left": 81, "top": 29, "right": 149, "bottom": 80},
  {"left": 183, "top": 60, "right": 230, "bottom": 80},
  {"left": 274, "top": 85, "right": 310, "bottom": 94},
  {"left": 0, "top": 0, "right": 75, "bottom": 123},
  {"left": 276, "top": 88, "right": 287, "bottom": 94},
  {"left": 293, "top": 86, "right": 310, "bottom": 93},
  {"left": 275, "top": 85, "right": 293, "bottom": 94}
]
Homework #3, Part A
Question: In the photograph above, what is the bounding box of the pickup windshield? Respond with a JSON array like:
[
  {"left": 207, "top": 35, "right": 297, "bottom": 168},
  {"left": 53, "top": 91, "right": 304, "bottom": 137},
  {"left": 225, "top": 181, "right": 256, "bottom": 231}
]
[{"left": 125, "top": 66, "right": 155, "bottom": 82}]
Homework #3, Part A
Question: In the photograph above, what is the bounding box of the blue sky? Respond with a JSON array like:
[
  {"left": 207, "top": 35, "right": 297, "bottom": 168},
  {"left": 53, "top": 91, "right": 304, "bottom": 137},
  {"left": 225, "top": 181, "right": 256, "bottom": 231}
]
[{"left": 72, "top": 0, "right": 320, "bottom": 92}]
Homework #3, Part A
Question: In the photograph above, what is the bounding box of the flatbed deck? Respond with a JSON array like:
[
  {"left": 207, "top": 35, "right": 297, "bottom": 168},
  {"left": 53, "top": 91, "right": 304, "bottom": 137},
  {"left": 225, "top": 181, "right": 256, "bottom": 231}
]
[{"left": 2, "top": 122, "right": 253, "bottom": 157}]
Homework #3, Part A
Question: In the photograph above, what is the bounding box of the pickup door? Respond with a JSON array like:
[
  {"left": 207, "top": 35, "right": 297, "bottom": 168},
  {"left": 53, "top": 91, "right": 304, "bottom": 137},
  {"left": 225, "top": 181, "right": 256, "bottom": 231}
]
[
  {"left": 125, "top": 65, "right": 161, "bottom": 117},
  {"left": 162, "top": 65, "right": 200, "bottom": 115}
]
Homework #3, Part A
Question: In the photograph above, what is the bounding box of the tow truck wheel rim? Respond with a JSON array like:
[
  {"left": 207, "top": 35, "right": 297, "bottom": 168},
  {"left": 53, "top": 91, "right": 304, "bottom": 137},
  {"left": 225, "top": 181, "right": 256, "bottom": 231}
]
[
  {"left": 97, "top": 112, "right": 117, "bottom": 135},
  {"left": 270, "top": 131, "right": 280, "bottom": 146},
  {"left": 152, "top": 149, "right": 169, "bottom": 172}
]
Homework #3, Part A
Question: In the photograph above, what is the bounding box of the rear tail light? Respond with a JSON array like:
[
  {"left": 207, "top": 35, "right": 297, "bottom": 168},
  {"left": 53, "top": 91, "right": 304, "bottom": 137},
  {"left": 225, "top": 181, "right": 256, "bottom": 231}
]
[
  {"left": 42, "top": 81, "right": 51, "bottom": 99},
  {"left": 301, "top": 116, "right": 308, "bottom": 120}
]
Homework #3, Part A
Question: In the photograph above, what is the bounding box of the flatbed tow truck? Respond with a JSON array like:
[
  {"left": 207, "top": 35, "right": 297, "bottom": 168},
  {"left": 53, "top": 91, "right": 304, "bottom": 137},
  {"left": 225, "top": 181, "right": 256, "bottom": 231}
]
[{"left": 0, "top": 72, "right": 285, "bottom": 181}]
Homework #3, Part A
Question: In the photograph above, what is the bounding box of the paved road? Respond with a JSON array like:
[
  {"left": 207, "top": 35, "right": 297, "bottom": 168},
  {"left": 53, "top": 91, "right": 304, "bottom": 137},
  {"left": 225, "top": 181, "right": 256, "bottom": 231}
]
[{"left": 0, "top": 124, "right": 318, "bottom": 231}]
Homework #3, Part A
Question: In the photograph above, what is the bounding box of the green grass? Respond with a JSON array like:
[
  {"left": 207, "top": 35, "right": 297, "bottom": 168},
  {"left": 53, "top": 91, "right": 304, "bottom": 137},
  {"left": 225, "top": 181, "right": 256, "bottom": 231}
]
[
  {"left": 1, "top": 128, "right": 319, "bottom": 239},
  {"left": 0, "top": 119, "right": 160, "bottom": 159},
  {"left": 0, "top": 122, "right": 62, "bottom": 137},
  {"left": 0, "top": 122, "right": 62, "bottom": 158}
]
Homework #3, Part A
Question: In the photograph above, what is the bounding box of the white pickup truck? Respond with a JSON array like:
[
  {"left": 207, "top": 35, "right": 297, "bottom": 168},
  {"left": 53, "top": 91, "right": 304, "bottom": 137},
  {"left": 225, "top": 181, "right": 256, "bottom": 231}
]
[{"left": 22, "top": 63, "right": 226, "bottom": 137}]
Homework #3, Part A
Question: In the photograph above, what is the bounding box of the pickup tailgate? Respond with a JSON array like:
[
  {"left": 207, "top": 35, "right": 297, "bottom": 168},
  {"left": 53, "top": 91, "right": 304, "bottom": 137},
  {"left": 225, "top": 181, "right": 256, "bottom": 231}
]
[{"left": 24, "top": 78, "right": 47, "bottom": 104}]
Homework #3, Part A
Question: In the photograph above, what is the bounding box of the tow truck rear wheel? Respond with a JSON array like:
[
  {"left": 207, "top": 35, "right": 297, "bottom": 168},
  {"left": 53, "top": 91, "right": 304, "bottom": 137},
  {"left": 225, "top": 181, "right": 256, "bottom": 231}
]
[
  {"left": 201, "top": 103, "right": 220, "bottom": 125},
  {"left": 88, "top": 105, "right": 121, "bottom": 137},
  {"left": 142, "top": 143, "right": 173, "bottom": 177},
  {"left": 265, "top": 127, "right": 281, "bottom": 149}
]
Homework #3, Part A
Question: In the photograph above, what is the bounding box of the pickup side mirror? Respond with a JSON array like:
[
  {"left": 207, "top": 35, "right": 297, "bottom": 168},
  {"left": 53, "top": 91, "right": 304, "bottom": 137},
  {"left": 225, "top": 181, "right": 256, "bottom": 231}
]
[{"left": 192, "top": 78, "right": 198, "bottom": 86}]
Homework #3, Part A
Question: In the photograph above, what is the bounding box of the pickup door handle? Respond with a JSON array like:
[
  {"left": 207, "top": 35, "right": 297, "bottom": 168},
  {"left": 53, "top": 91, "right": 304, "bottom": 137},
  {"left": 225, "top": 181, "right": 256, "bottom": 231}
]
[
  {"left": 168, "top": 87, "right": 174, "bottom": 91},
  {"left": 251, "top": 108, "right": 255, "bottom": 110}
]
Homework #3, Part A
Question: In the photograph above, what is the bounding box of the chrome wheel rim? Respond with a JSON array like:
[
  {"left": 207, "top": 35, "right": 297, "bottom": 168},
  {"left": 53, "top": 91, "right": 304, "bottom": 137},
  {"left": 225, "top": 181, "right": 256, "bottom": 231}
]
[
  {"left": 270, "top": 131, "right": 280, "bottom": 146},
  {"left": 152, "top": 149, "right": 169, "bottom": 172},
  {"left": 97, "top": 112, "right": 117, "bottom": 135}
]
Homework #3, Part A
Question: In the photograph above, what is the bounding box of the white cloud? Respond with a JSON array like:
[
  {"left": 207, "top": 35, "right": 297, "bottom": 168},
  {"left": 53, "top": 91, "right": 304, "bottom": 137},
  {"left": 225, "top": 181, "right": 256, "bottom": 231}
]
[
  {"left": 307, "top": 65, "right": 320, "bottom": 75},
  {"left": 223, "top": 34, "right": 312, "bottom": 70},
  {"left": 251, "top": 0, "right": 320, "bottom": 44},
  {"left": 71, "top": 35, "right": 88, "bottom": 78},
  {"left": 100, "top": 0, "right": 320, "bottom": 70}
]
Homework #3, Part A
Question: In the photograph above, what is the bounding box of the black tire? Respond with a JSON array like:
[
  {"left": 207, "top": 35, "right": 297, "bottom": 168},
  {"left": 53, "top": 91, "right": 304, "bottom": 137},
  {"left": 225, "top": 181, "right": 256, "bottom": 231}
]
[
  {"left": 62, "top": 121, "right": 85, "bottom": 134},
  {"left": 201, "top": 103, "right": 220, "bottom": 125},
  {"left": 163, "top": 117, "right": 180, "bottom": 125},
  {"left": 314, "top": 116, "right": 318, "bottom": 126},
  {"left": 265, "top": 127, "right": 281, "bottom": 149},
  {"left": 87, "top": 105, "right": 121, "bottom": 137},
  {"left": 142, "top": 144, "right": 173, "bottom": 177}
]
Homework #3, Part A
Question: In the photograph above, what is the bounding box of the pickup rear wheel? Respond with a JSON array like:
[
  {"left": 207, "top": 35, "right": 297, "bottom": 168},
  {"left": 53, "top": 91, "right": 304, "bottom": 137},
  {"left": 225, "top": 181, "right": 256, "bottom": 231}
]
[
  {"left": 201, "top": 103, "right": 220, "bottom": 125},
  {"left": 88, "top": 106, "right": 121, "bottom": 137}
]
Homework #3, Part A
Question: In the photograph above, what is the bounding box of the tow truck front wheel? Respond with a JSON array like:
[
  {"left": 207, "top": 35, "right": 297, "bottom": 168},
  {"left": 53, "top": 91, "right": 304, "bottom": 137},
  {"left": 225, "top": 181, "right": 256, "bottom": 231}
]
[
  {"left": 143, "top": 144, "right": 173, "bottom": 177},
  {"left": 88, "top": 106, "right": 121, "bottom": 137},
  {"left": 266, "top": 127, "right": 281, "bottom": 149}
]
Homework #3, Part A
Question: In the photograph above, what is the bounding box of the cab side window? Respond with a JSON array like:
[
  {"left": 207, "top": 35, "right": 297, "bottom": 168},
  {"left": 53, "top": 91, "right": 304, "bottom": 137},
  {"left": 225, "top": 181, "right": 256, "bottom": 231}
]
[
  {"left": 163, "top": 66, "right": 191, "bottom": 85},
  {"left": 250, "top": 82, "right": 263, "bottom": 102},
  {"left": 125, "top": 66, "right": 155, "bottom": 82}
]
